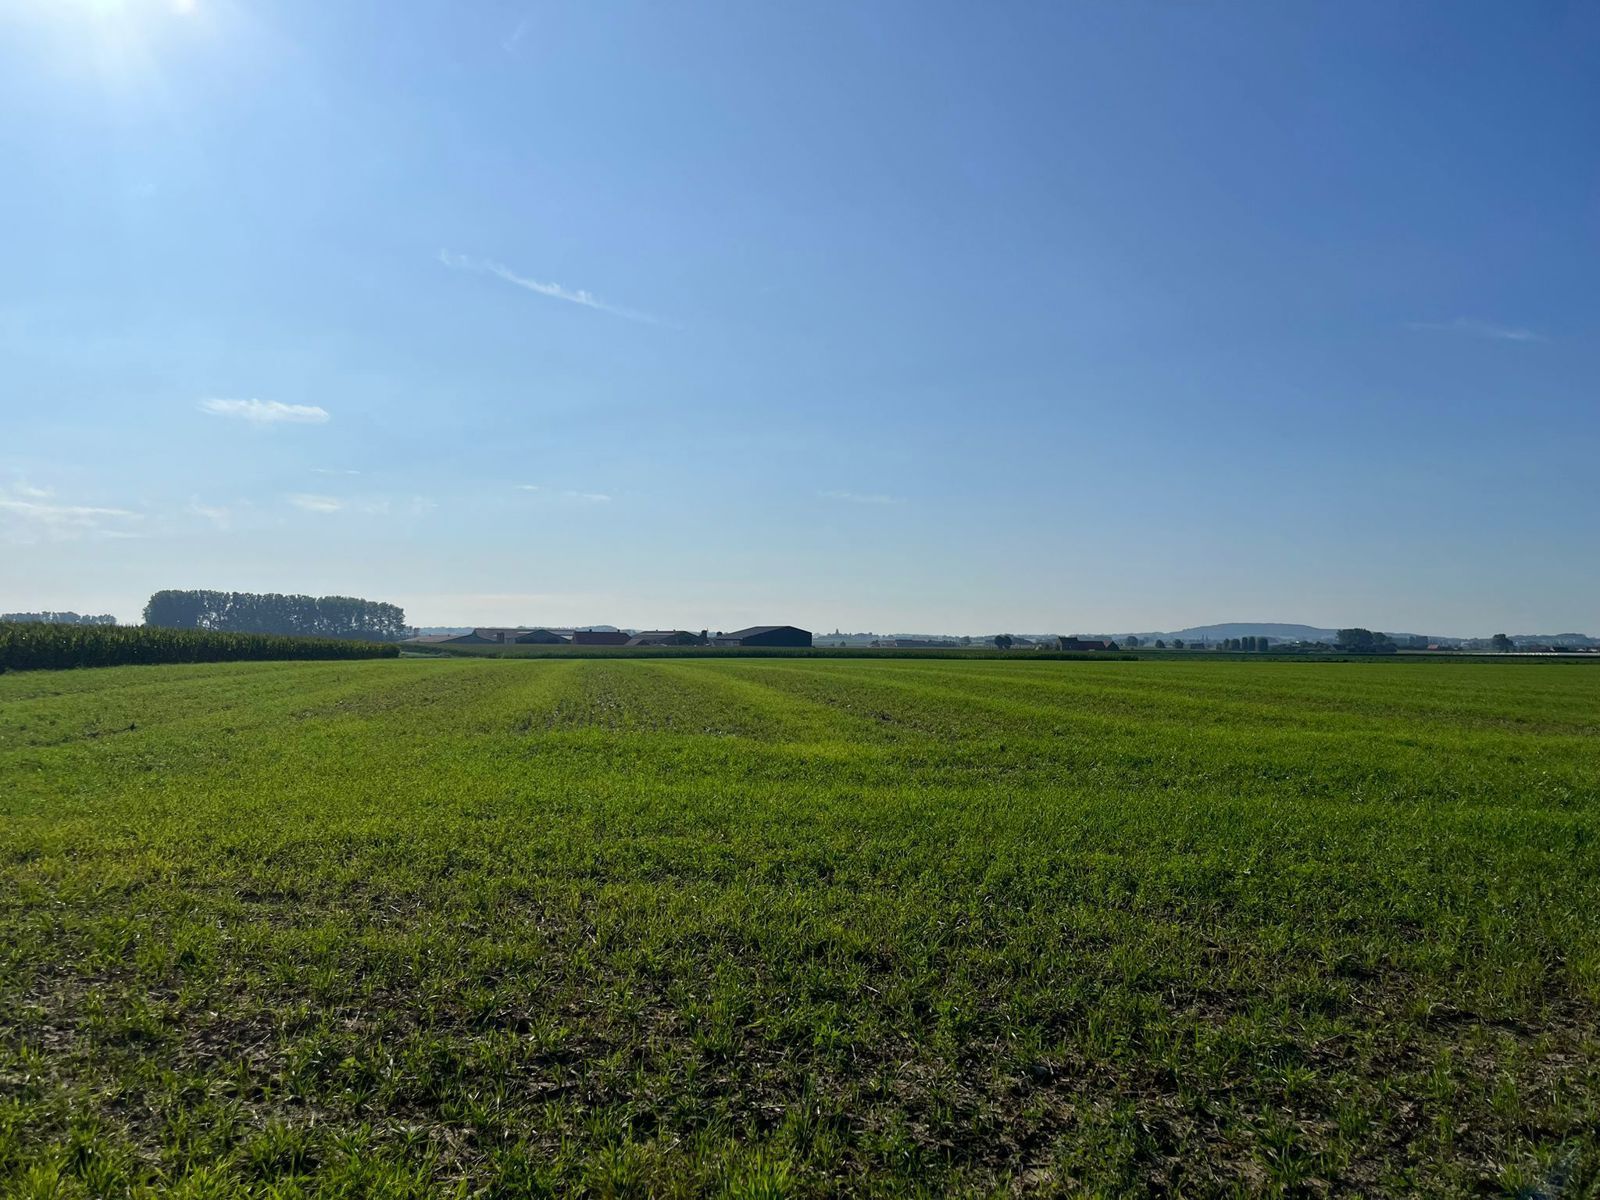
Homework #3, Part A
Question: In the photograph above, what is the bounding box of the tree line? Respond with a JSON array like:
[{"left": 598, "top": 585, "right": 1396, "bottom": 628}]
[
  {"left": 143, "top": 591, "right": 407, "bottom": 642},
  {"left": 1334, "top": 628, "right": 1397, "bottom": 654},
  {"left": 0, "top": 623, "right": 399, "bottom": 672},
  {"left": 2, "top": 612, "right": 117, "bottom": 625}
]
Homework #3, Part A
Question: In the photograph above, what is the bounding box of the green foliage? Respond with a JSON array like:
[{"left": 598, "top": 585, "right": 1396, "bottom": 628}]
[
  {"left": 1, "top": 611, "right": 117, "bottom": 625},
  {"left": 0, "top": 622, "right": 399, "bottom": 672},
  {"left": 1, "top": 656, "right": 1597, "bottom": 1194},
  {"left": 1337, "top": 627, "right": 1397, "bottom": 654},
  {"left": 143, "top": 590, "right": 406, "bottom": 641}
]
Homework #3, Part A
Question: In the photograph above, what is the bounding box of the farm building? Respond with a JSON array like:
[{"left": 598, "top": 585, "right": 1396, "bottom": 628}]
[
  {"left": 625, "top": 630, "right": 708, "bottom": 647},
  {"left": 442, "top": 627, "right": 570, "bottom": 645},
  {"left": 513, "top": 629, "right": 570, "bottom": 645},
  {"left": 572, "top": 631, "right": 629, "bottom": 646},
  {"left": 713, "top": 626, "right": 813, "bottom": 648},
  {"left": 1058, "top": 638, "right": 1109, "bottom": 651}
]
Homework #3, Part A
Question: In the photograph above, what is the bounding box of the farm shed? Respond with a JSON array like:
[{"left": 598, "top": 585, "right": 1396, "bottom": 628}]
[
  {"left": 713, "top": 626, "right": 813, "bottom": 648},
  {"left": 445, "top": 627, "right": 565, "bottom": 645},
  {"left": 625, "top": 630, "right": 707, "bottom": 647},
  {"left": 572, "top": 631, "right": 630, "bottom": 646}
]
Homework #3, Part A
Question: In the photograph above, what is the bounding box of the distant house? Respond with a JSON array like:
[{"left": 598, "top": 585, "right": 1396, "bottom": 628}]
[
  {"left": 713, "top": 626, "right": 812, "bottom": 648},
  {"left": 441, "top": 629, "right": 508, "bottom": 645},
  {"left": 442, "top": 627, "right": 568, "bottom": 645},
  {"left": 572, "top": 631, "right": 629, "bottom": 646},
  {"left": 625, "top": 630, "right": 707, "bottom": 647},
  {"left": 513, "top": 629, "right": 569, "bottom": 645},
  {"left": 1058, "top": 637, "right": 1109, "bottom": 652}
]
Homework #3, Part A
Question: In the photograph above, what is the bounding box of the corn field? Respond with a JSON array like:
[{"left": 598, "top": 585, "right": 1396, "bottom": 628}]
[{"left": 0, "top": 622, "right": 400, "bottom": 672}]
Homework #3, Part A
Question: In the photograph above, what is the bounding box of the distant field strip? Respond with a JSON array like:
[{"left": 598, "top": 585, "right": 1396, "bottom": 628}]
[{"left": 2, "top": 657, "right": 1598, "bottom": 1196}]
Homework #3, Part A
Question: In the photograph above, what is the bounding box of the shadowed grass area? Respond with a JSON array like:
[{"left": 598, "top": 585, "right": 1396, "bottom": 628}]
[{"left": 2, "top": 657, "right": 1598, "bottom": 1196}]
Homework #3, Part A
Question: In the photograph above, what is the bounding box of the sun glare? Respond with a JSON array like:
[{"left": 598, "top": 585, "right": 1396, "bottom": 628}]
[
  {"left": 46, "top": 0, "right": 195, "bottom": 14},
  {"left": 20, "top": 0, "right": 206, "bottom": 87}
]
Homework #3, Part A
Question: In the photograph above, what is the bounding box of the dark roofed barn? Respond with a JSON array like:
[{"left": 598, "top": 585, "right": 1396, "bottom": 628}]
[
  {"left": 713, "top": 626, "right": 812, "bottom": 648},
  {"left": 442, "top": 628, "right": 510, "bottom": 645},
  {"left": 625, "top": 630, "right": 707, "bottom": 647},
  {"left": 572, "top": 630, "right": 629, "bottom": 646},
  {"left": 1057, "top": 638, "right": 1108, "bottom": 652},
  {"left": 442, "top": 627, "right": 566, "bottom": 645}
]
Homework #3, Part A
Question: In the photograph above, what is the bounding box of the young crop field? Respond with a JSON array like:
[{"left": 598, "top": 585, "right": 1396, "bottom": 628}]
[
  {"left": 2, "top": 657, "right": 1597, "bottom": 1196},
  {"left": 0, "top": 623, "right": 398, "bottom": 673}
]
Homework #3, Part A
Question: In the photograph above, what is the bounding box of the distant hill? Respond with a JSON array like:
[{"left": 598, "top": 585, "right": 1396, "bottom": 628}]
[
  {"left": 415, "top": 624, "right": 623, "bottom": 635},
  {"left": 1155, "top": 623, "right": 1338, "bottom": 643}
]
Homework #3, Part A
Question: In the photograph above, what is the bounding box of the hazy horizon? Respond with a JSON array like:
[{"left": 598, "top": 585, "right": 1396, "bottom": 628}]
[{"left": 4, "top": 2, "right": 1596, "bottom": 634}]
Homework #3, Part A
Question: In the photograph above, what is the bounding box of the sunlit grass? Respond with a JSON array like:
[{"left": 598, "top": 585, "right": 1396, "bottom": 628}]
[{"left": 2, "top": 657, "right": 1597, "bottom": 1194}]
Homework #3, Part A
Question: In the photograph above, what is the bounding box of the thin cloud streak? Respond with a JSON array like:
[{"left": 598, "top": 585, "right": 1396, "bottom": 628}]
[
  {"left": 0, "top": 488, "right": 143, "bottom": 543},
  {"left": 287, "top": 493, "right": 430, "bottom": 516},
  {"left": 202, "top": 398, "right": 332, "bottom": 424},
  {"left": 0, "top": 499, "right": 141, "bottom": 522},
  {"left": 516, "top": 484, "right": 612, "bottom": 503},
  {"left": 503, "top": 13, "right": 533, "bottom": 52},
  {"left": 1407, "top": 318, "right": 1547, "bottom": 343},
  {"left": 438, "top": 251, "right": 668, "bottom": 325},
  {"left": 821, "top": 490, "right": 903, "bottom": 505},
  {"left": 287, "top": 493, "right": 344, "bottom": 513},
  {"left": 188, "top": 501, "right": 232, "bottom": 530}
]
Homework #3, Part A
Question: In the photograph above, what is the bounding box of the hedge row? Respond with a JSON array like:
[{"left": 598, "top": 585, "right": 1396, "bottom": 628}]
[{"left": 0, "top": 623, "right": 400, "bottom": 672}]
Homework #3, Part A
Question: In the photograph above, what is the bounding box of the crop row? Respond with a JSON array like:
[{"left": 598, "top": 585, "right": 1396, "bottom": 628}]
[{"left": 0, "top": 621, "right": 400, "bottom": 672}]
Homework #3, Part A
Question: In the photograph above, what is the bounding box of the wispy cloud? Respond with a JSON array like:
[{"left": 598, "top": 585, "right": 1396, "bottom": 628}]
[
  {"left": 1407, "top": 318, "right": 1548, "bottom": 343},
  {"left": 503, "top": 12, "right": 533, "bottom": 52},
  {"left": 438, "top": 251, "right": 667, "bottom": 325},
  {"left": 12, "top": 481, "right": 53, "bottom": 499},
  {"left": 820, "top": 490, "right": 903, "bottom": 505},
  {"left": 0, "top": 485, "right": 143, "bottom": 543},
  {"left": 516, "top": 484, "right": 612, "bottom": 503},
  {"left": 313, "top": 468, "right": 361, "bottom": 476},
  {"left": 287, "top": 493, "right": 344, "bottom": 513},
  {"left": 188, "top": 501, "right": 233, "bottom": 530},
  {"left": 201, "top": 398, "right": 332, "bottom": 424},
  {"left": 287, "top": 492, "right": 424, "bottom": 516}
]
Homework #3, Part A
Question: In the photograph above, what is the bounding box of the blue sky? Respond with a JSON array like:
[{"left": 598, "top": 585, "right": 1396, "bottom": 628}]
[{"left": 2, "top": 0, "right": 1596, "bottom": 634}]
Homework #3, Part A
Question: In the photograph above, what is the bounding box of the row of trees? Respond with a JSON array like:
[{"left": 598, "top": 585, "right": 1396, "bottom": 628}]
[
  {"left": 0, "top": 622, "right": 399, "bottom": 672},
  {"left": 1335, "top": 628, "right": 1398, "bottom": 654},
  {"left": 143, "top": 591, "right": 407, "bottom": 642},
  {"left": 2, "top": 612, "right": 117, "bottom": 625}
]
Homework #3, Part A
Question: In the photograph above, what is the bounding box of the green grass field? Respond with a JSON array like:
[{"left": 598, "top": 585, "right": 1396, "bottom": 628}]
[{"left": 3, "top": 657, "right": 1598, "bottom": 1197}]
